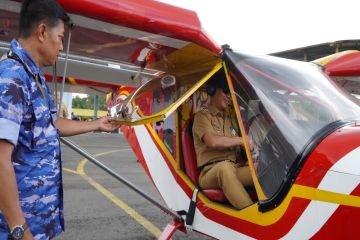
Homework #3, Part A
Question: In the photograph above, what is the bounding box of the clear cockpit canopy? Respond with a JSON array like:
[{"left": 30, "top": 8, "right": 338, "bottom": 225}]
[{"left": 225, "top": 50, "right": 360, "bottom": 199}]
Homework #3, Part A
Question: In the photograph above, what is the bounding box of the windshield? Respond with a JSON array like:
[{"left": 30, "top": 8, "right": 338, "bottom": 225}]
[{"left": 225, "top": 51, "right": 360, "bottom": 199}]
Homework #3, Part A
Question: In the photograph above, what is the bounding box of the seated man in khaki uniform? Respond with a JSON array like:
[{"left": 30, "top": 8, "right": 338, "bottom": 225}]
[{"left": 192, "top": 77, "right": 254, "bottom": 209}]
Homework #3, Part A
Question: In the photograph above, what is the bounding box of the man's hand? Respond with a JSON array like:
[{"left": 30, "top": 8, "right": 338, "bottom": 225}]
[
  {"left": 56, "top": 116, "right": 120, "bottom": 137},
  {"left": 95, "top": 116, "right": 119, "bottom": 132}
]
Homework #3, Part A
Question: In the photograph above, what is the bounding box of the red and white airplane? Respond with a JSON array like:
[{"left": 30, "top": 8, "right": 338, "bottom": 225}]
[
  {"left": 1, "top": 1, "right": 360, "bottom": 239},
  {"left": 313, "top": 50, "right": 360, "bottom": 97}
]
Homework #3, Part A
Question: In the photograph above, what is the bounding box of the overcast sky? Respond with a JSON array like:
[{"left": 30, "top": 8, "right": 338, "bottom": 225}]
[{"left": 159, "top": 0, "right": 359, "bottom": 55}]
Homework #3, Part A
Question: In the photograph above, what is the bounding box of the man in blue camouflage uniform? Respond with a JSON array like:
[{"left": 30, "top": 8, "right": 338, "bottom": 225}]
[{"left": 0, "top": 1, "right": 119, "bottom": 239}]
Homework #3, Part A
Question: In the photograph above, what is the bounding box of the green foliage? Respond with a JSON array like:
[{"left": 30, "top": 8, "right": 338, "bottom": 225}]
[{"left": 72, "top": 95, "right": 107, "bottom": 110}]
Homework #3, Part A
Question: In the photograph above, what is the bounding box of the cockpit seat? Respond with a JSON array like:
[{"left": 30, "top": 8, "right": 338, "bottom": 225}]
[{"left": 181, "top": 118, "right": 227, "bottom": 203}]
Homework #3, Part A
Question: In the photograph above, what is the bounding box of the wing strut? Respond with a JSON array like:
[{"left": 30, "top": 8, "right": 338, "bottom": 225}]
[
  {"left": 60, "top": 137, "right": 186, "bottom": 238},
  {"left": 52, "top": 62, "right": 57, "bottom": 105},
  {"left": 57, "top": 24, "right": 74, "bottom": 116}
]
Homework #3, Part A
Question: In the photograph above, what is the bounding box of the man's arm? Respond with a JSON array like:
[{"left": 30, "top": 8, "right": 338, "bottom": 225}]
[
  {"left": 202, "top": 133, "right": 243, "bottom": 150},
  {"left": 0, "top": 140, "right": 32, "bottom": 239},
  {"left": 193, "top": 111, "right": 244, "bottom": 150},
  {"left": 55, "top": 116, "right": 119, "bottom": 137}
]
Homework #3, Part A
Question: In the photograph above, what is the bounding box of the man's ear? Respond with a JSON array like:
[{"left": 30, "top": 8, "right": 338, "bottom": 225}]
[{"left": 37, "top": 23, "right": 47, "bottom": 43}]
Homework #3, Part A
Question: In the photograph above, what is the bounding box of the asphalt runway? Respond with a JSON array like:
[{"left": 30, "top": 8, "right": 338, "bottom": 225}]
[{"left": 58, "top": 132, "right": 210, "bottom": 240}]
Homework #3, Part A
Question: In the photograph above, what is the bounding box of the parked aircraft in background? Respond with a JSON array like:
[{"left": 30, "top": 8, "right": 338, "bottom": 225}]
[{"left": 313, "top": 50, "right": 360, "bottom": 97}]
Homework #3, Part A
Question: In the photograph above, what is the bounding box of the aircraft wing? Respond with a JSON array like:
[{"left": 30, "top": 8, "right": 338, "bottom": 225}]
[{"left": 0, "top": 0, "right": 219, "bottom": 95}]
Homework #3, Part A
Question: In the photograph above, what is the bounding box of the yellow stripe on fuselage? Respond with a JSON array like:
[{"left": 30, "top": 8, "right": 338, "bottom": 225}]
[{"left": 196, "top": 183, "right": 360, "bottom": 226}]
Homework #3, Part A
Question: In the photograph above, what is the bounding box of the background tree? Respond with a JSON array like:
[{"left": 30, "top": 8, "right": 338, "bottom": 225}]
[{"left": 72, "top": 95, "right": 107, "bottom": 110}]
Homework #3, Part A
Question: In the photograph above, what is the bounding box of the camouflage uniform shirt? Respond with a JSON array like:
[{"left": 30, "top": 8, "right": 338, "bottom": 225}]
[{"left": 0, "top": 39, "right": 63, "bottom": 239}]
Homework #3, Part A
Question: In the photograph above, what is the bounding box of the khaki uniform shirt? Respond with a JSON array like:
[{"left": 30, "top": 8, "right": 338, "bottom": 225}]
[{"left": 192, "top": 105, "right": 238, "bottom": 168}]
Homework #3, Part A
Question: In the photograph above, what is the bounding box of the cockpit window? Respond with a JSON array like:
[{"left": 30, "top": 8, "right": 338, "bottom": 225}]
[
  {"left": 225, "top": 51, "right": 360, "bottom": 199},
  {"left": 111, "top": 43, "right": 221, "bottom": 125}
]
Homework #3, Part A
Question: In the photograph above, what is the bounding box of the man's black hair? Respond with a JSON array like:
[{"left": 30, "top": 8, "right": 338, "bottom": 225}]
[
  {"left": 19, "top": 0, "right": 71, "bottom": 38},
  {"left": 206, "top": 68, "right": 229, "bottom": 92}
]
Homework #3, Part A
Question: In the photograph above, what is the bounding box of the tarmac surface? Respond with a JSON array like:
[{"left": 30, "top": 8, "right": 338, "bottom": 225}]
[{"left": 58, "top": 132, "right": 211, "bottom": 240}]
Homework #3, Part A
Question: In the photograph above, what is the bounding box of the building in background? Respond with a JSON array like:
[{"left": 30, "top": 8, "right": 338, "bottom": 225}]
[{"left": 271, "top": 39, "right": 360, "bottom": 61}]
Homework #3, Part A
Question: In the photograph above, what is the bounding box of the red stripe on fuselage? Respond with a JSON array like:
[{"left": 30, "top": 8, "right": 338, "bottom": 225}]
[
  {"left": 310, "top": 185, "right": 360, "bottom": 240},
  {"left": 296, "top": 125, "right": 360, "bottom": 188}
]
